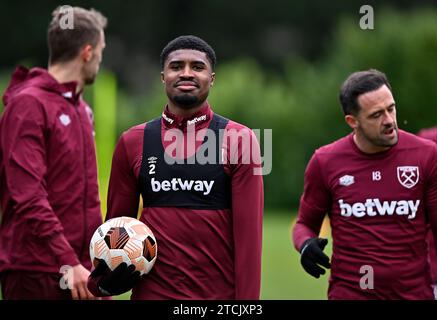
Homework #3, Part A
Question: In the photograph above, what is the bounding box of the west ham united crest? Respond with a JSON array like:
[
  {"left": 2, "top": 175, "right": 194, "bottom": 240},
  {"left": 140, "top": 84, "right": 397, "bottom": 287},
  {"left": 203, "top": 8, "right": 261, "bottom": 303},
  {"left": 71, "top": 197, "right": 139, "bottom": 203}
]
[{"left": 397, "top": 166, "right": 419, "bottom": 189}]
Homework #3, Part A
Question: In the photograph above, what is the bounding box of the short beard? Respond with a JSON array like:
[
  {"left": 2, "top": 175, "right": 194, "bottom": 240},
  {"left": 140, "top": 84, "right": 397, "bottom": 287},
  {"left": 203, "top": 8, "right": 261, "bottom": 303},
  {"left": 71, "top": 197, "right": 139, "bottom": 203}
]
[
  {"left": 172, "top": 94, "right": 200, "bottom": 108},
  {"left": 84, "top": 75, "right": 96, "bottom": 85},
  {"left": 84, "top": 68, "right": 97, "bottom": 85},
  {"left": 359, "top": 125, "right": 399, "bottom": 148}
]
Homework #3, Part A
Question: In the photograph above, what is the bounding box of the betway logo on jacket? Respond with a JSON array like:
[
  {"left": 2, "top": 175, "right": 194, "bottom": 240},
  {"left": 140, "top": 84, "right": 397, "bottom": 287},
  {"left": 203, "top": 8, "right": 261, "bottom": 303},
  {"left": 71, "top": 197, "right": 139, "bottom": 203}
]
[
  {"left": 151, "top": 178, "right": 214, "bottom": 195},
  {"left": 339, "top": 199, "right": 420, "bottom": 220},
  {"left": 187, "top": 115, "right": 207, "bottom": 126}
]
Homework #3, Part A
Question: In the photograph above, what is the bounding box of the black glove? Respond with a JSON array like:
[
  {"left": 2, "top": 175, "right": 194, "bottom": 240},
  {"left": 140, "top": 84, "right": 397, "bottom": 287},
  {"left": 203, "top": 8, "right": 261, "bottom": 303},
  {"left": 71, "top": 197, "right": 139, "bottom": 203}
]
[
  {"left": 90, "top": 259, "right": 141, "bottom": 296},
  {"left": 300, "top": 237, "right": 331, "bottom": 278}
]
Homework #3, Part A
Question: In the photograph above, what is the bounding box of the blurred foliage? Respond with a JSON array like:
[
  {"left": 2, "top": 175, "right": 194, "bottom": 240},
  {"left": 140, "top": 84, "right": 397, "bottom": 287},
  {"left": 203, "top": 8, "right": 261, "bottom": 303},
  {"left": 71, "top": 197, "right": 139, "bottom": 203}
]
[
  {"left": 3, "top": 8, "right": 437, "bottom": 210},
  {"left": 93, "top": 71, "right": 117, "bottom": 211},
  {"left": 1, "top": 1, "right": 436, "bottom": 92}
]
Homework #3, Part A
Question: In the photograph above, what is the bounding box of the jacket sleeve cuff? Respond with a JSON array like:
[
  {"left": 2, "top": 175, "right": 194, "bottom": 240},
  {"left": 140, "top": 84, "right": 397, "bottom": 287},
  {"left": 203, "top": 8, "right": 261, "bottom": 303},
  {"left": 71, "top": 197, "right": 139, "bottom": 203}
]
[{"left": 48, "top": 232, "right": 81, "bottom": 267}]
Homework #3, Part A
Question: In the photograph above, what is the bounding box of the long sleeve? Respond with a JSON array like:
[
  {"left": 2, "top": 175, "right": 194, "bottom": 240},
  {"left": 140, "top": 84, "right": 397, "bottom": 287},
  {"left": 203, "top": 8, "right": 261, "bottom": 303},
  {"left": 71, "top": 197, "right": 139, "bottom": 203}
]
[
  {"left": 292, "top": 152, "right": 331, "bottom": 252},
  {"left": 1, "top": 94, "right": 79, "bottom": 267},
  {"left": 425, "top": 145, "right": 437, "bottom": 259},
  {"left": 106, "top": 132, "right": 140, "bottom": 220},
  {"left": 228, "top": 128, "right": 264, "bottom": 299}
]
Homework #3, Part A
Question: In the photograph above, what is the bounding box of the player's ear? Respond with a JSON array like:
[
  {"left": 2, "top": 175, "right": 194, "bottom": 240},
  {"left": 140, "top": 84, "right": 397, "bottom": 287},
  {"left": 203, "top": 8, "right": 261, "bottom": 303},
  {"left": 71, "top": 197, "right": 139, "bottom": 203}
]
[
  {"left": 345, "top": 114, "right": 358, "bottom": 130},
  {"left": 80, "top": 44, "right": 93, "bottom": 63},
  {"left": 210, "top": 72, "right": 215, "bottom": 87},
  {"left": 161, "top": 72, "right": 165, "bottom": 84}
]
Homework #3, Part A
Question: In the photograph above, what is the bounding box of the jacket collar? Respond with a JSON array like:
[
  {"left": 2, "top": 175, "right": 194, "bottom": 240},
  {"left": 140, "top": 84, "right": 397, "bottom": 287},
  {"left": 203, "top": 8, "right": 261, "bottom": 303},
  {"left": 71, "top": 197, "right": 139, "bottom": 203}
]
[{"left": 161, "top": 103, "right": 213, "bottom": 131}]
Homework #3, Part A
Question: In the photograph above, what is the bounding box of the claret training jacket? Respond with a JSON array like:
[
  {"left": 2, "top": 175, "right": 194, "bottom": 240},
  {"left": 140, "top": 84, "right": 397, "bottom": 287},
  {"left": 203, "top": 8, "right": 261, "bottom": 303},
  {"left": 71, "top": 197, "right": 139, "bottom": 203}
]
[{"left": 0, "top": 66, "right": 102, "bottom": 274}]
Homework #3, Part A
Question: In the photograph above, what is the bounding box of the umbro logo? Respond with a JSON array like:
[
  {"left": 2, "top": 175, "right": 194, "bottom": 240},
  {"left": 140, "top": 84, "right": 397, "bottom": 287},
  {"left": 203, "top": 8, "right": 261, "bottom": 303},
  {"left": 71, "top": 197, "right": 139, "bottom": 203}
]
[
  {"left": 59, "top": 114, "right": 71, "bottom": 126},
  {"left": 148, "top": 156, "right": 157, "bottom": 164},
  {"left": 339, "top": 175, "right": 354, "bottom": 186}
]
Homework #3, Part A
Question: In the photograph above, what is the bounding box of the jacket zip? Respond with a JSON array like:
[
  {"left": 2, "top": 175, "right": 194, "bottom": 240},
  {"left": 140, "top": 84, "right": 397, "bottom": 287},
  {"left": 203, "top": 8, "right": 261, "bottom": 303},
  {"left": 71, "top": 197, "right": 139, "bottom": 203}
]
[{"left": 74, "top": 103, "right": 88, "bottom": 262}]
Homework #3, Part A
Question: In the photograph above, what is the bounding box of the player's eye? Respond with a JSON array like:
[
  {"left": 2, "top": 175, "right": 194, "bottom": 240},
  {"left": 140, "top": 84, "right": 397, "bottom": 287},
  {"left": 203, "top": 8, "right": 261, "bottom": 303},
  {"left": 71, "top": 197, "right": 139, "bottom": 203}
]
[
  {"left": 192, "top": 64, "right": 205, "bottom": 71},
  {"left": 169, "top": 64, "right": 182, "bottom": 70}
]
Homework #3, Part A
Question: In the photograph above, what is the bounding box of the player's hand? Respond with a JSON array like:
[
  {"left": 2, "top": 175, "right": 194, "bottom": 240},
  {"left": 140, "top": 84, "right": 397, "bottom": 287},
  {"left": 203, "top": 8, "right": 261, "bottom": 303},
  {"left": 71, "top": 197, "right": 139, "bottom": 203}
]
[
  {"left": 90, "top": 259, "right": 141, "bottom": 296},
  {"left": 71, "top": 264, "right": 97, "bottom": 300},
  {"left": 300, "top": 237, "right": 331, "bottom": 278}
]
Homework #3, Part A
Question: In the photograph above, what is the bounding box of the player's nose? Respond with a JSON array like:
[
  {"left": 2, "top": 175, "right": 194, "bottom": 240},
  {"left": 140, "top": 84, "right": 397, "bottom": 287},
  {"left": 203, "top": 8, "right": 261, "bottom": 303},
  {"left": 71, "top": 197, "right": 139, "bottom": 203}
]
[
  {"left": 381, "top": 110, "right": 395, "bottom": 126},
  {"left": 180, "top": 65, "right": 194, "bottom": 78}
]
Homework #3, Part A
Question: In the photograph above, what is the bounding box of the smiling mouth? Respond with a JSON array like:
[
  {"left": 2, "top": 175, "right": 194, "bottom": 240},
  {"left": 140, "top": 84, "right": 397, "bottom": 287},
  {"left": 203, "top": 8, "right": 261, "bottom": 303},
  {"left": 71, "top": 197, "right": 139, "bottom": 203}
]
[
  {"left": 175, "top": 83, "right": 198, "bottom": 91},
  {"left": 176, "top": 80, "right": 198, "bottom": 86}
]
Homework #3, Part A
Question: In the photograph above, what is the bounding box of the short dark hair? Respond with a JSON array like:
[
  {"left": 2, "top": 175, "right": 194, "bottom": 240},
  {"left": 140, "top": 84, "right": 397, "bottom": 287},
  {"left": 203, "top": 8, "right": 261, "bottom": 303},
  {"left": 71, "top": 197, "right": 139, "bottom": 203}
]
[
  {"left": 339, "top": 69, "right": 392, "bottom": 115},
  {"left": 48, "top": 6, "right": 107, "bottom": 65},
  {"left": 160, "top": 35, "right": 216, "bottom": 70}
]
